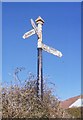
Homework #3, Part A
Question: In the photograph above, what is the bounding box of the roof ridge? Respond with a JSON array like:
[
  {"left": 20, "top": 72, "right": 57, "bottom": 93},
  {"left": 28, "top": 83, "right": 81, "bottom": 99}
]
[{"left": 65, "top": 95, "right": 82, "bottom": 101}]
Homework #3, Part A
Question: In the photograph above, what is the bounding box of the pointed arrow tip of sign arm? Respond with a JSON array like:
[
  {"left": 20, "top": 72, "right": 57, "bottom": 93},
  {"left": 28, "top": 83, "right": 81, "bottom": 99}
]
[
  {"left": 30, "top": 19, "right": 33, "bottom": 24},
  {"left": 23, "top": 35, "right": 25, "bottom": 39},
  {"left": 60, "top": 53, "right": 63, "bottom": 57},
  {"left": 57, "top": 51, "right": 62, "bottom": 58}
]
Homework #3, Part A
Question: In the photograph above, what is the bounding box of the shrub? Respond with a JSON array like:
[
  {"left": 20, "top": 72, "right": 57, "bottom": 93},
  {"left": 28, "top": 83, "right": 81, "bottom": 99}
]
[
  {"left": 67, "top": 107, "right": 81, "bottom": 118},
  {"left": 2, "top": 68, "right": 71, "bottom": 118}
]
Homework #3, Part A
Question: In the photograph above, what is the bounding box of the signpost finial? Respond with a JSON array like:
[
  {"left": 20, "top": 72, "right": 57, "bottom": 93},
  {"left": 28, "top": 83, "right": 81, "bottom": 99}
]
[{"left": 35, "top": 16, "right": 44, "bottom": 25}]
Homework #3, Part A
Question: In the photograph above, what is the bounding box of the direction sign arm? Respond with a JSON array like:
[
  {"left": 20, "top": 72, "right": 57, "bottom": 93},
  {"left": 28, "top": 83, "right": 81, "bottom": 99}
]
[
  {"left": 30, "top": 19, "right": 38, "bottom": 35},
  {"left": 23, "top": 29, "right": 35, "bottom": 39},
  {"left": 41, "top": 43, "right": 62, "bottom": 57}
]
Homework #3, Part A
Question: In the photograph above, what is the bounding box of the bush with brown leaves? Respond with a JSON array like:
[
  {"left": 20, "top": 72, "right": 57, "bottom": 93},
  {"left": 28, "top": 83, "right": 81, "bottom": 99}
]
[{"left": 2, "top": 68, "right": 71, "bottom": 118}]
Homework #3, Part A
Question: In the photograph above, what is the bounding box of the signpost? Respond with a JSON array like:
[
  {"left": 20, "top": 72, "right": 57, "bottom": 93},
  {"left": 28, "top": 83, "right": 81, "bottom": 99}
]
[{"left": 23, "top": 16, "right": 62, "bottom": 100}]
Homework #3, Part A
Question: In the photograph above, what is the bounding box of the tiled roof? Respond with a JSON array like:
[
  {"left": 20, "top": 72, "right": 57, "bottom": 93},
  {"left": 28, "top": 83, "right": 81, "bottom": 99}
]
[{"left": 60, "top": 95, "right": 83, "bottom": 109}]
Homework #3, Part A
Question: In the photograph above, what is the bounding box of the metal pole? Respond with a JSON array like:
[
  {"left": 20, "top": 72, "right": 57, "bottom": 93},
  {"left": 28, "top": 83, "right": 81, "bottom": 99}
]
[
  {"left": 36, "top": 16, "right": 44, "bottom": 100},
  {"left": 37, "top": 48, "right": 43, "bottom": 100}
]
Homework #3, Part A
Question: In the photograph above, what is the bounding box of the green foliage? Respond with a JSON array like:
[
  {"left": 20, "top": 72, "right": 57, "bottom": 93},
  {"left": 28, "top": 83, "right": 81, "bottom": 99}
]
[
  {"left": 67, "top": 107, "right": 81, "bottom": 118},
  {"left": 81, "top": 107, "right": 83, "bottom": 118}
]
